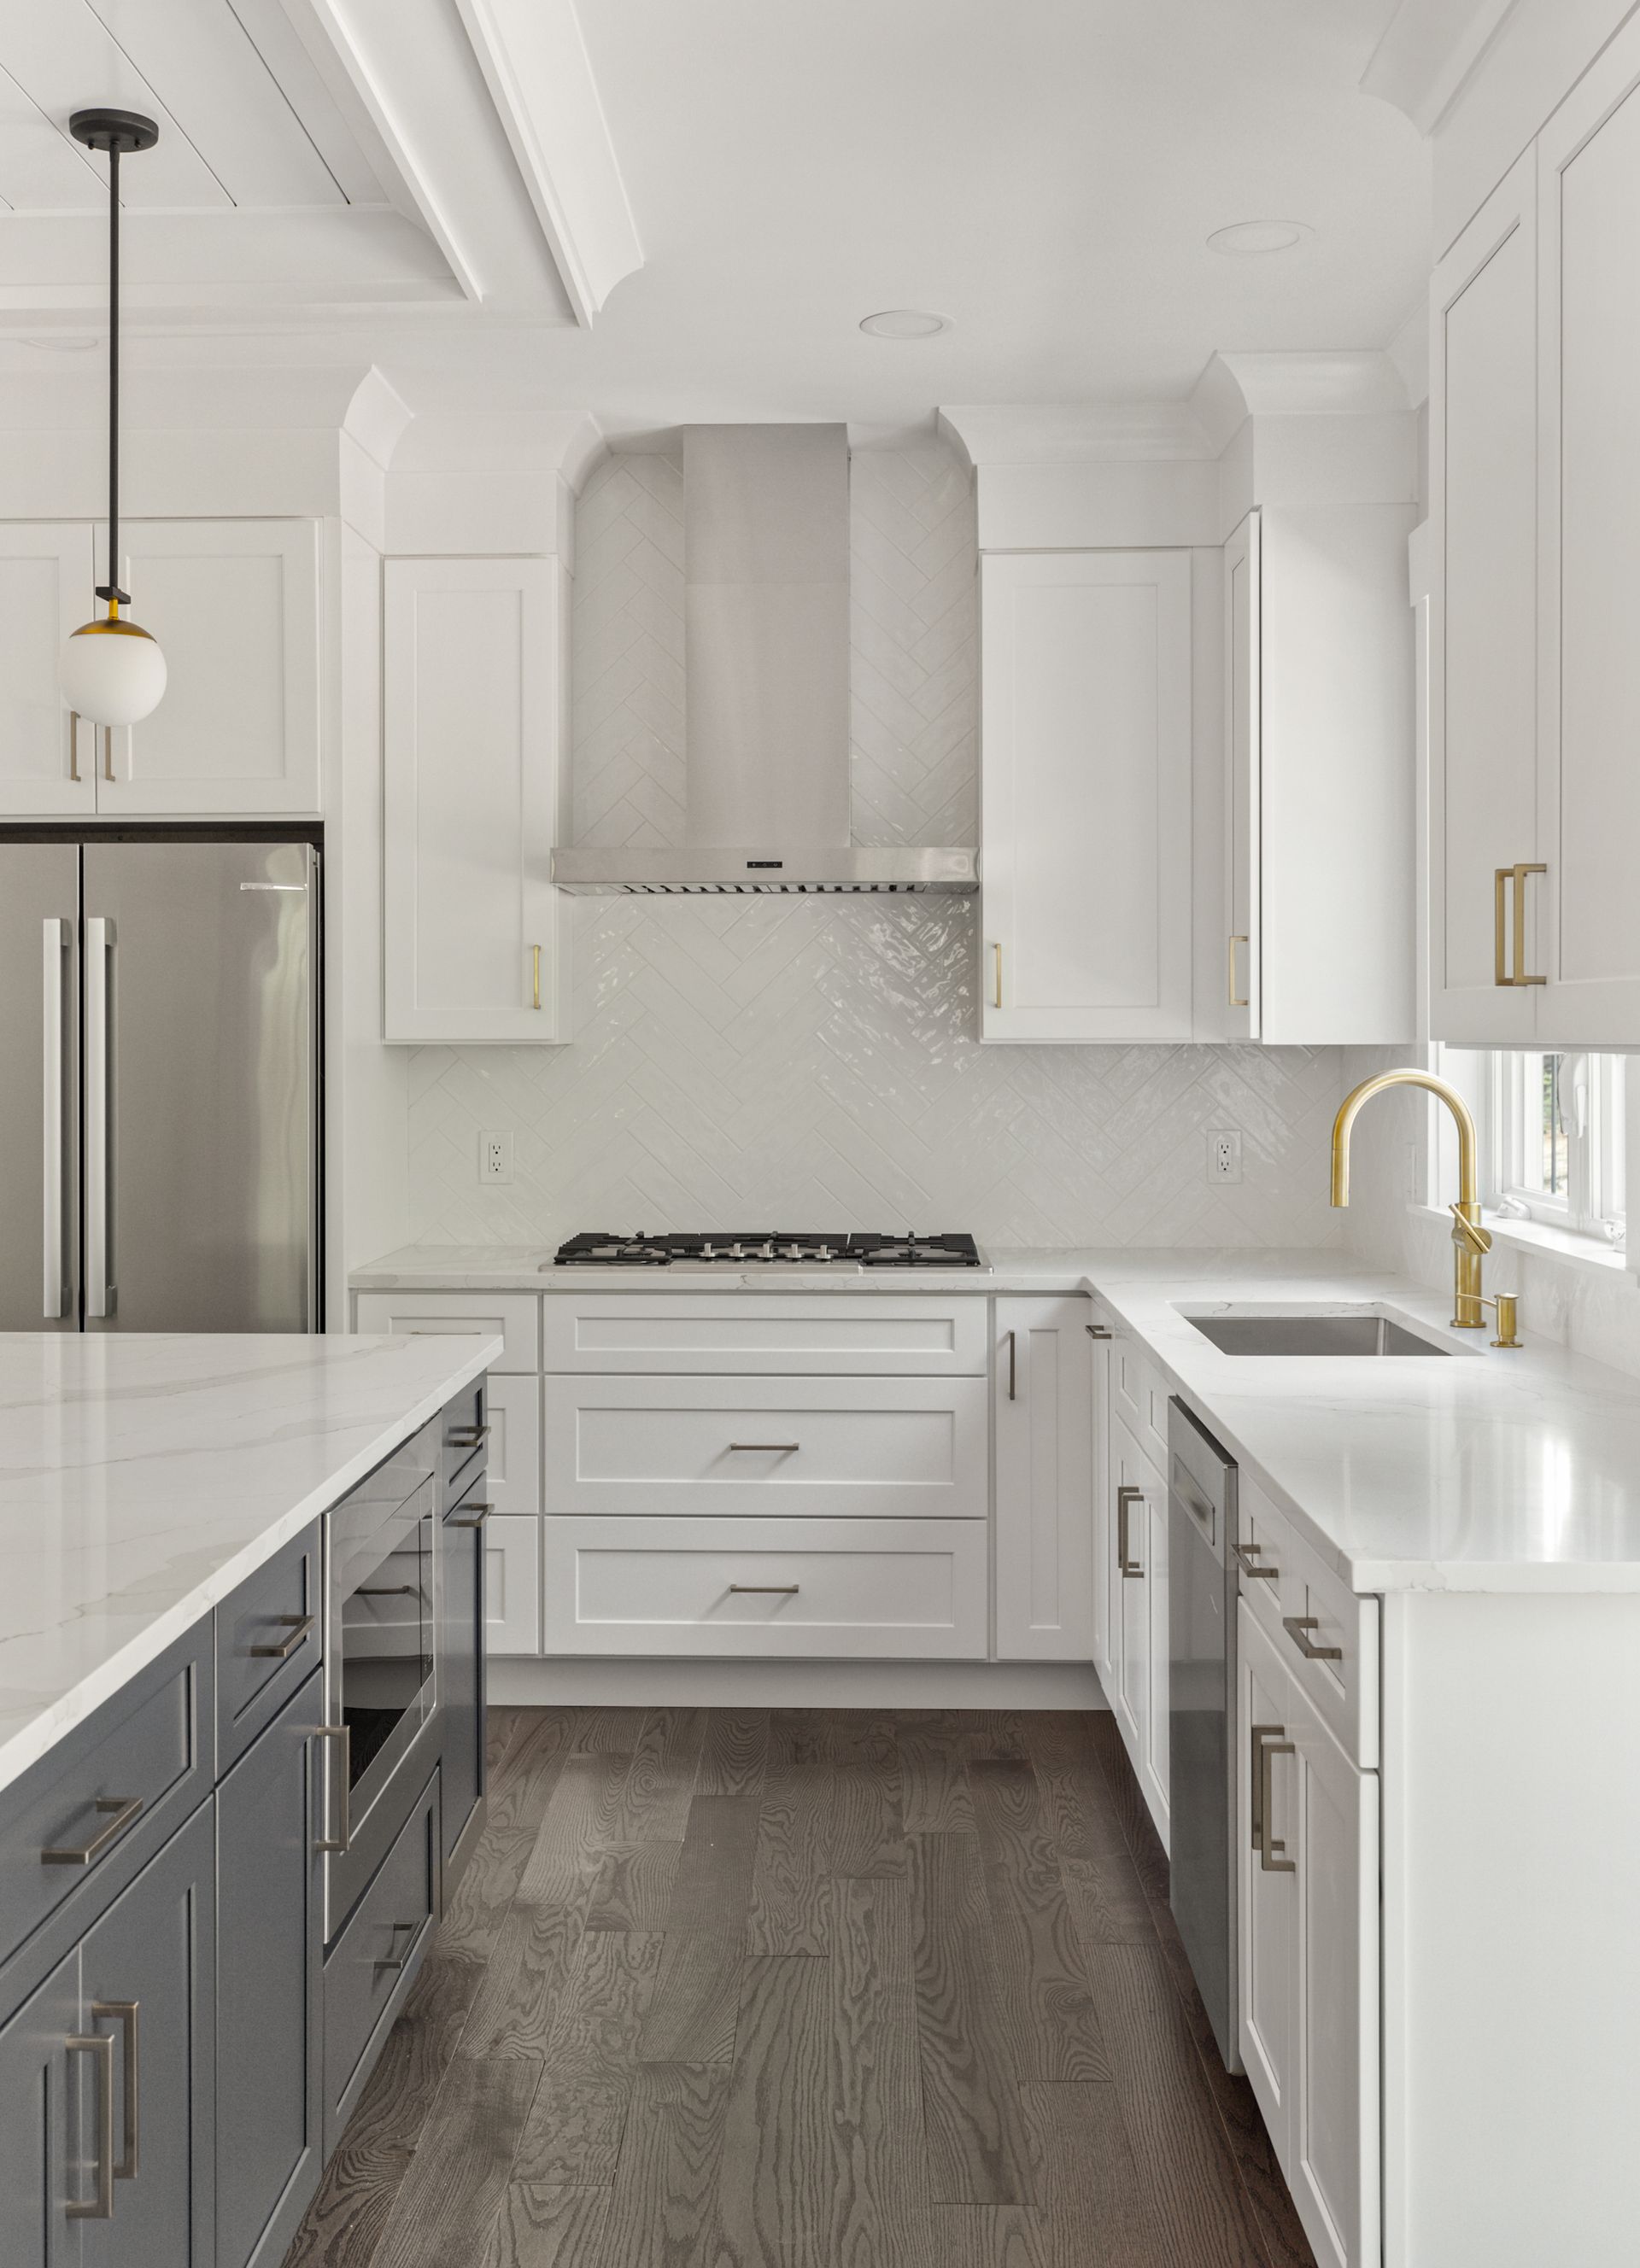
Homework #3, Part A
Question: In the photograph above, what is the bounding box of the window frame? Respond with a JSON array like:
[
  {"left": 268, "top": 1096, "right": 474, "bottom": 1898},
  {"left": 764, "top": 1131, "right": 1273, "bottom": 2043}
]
[{"left": 1476, "top": 1048, "right": 1626, "bottom": 1247}]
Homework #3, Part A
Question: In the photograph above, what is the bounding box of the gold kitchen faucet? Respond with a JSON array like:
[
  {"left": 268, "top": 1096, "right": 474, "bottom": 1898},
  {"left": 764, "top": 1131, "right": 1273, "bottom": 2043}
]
[{"left": 1329, "top": 1070, "right": 1491, "bottom": 1330}]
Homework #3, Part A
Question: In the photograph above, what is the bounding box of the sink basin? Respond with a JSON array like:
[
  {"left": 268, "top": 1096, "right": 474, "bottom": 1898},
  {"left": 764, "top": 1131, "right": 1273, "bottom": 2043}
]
[{"left": 1181, "top": 1306, "right": 1455, "bottom": 1358}]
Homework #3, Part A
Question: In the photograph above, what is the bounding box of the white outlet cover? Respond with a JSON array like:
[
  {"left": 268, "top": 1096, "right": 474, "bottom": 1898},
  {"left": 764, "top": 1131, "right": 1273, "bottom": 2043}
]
[
  {"left": 1208, "top": 1129, "right": 1243, "bottom": 1185},
  {"left": 480, "top": 1131, "right": 513, "bottom": 1185}
]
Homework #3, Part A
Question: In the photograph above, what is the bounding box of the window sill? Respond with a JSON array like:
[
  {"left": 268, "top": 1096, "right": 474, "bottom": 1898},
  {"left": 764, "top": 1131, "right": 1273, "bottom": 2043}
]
[{"left": 1409, "top": 1203, "right": 1629, "bottom": 1280}]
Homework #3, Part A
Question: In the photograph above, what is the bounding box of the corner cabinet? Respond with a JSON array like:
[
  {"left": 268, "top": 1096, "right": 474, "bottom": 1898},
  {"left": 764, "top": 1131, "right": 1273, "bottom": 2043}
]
[
  {"left": 383, "top": 556, "right": 569, "bottom": 1044},
  {"left": 1433, "top": 10, "right": 1640, "bottom": 1045},
  {"left": 979, "top": 549, "right": 1193, "bottom": 1043}
]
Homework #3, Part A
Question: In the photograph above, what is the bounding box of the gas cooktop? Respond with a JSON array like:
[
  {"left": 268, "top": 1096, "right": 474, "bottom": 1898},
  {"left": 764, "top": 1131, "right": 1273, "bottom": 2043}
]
[{"left": 547, "top": 1230, "right": 987, "bottom": 1271}]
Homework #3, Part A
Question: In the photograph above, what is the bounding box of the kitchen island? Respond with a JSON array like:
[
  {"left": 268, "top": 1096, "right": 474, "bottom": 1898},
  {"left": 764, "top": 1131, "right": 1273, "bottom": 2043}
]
[{"left": 0, "top": 1328, "right": 498, "bottom": 2268}]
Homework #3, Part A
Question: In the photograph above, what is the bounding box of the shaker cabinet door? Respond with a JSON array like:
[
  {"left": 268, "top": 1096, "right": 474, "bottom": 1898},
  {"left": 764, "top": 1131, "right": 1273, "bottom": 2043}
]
[
  {"left": 0, "top": 523, "right": 97, "bottom": 817},
  {"left": 0, "top": 1948, "right": 84, "bottom": 2268},
  {"left": 384, "top": 556, "right": 568, "bottom": 1043},
  {"left": 993, "top": 1298, "right": 1095, "bottom": 1661}
]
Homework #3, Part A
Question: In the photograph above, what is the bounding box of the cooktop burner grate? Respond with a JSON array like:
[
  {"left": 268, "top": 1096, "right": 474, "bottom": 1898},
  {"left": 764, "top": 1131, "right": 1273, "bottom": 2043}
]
[{"left": 549, "top": 1230, "right": 984, "bottom": 1270}]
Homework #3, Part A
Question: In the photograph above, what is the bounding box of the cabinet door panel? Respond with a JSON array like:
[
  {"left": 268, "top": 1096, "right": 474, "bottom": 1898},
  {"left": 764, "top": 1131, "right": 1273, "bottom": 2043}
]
[
  {"left": 1237, "top": 1600, "right": 1297, "bottom": 2147},
  {"left": 1223, "top": 511, "right": 1260, "bottom": 1040},
  {"left": 1538, "top": 16, "right": 1640, "bottom": 1038},
  {"left": 1109, "top": 1416, "right": 1167, "bottom": 1845},
  {"left": 485, "top": 1514, "right": 542, "bottom": 1655},
  {"left": 1430, "top": 149, "right": 1541, "bottom": 1043},
  {"left": 0, "top": 524, "right": 96, "bottom": 816},
  {"left": 994, "top": 1299, "right": 1094, "bottom": 1661},
  {"left": 0, "top": 1947, "right": 82, "bottom": 2267},
  {"left": 80, "top": 1800, "right": 215, "bottom": 2268},
  {"left": 384, "top": 557, "right": 566, "bottom": 1043},
  {"left": 97, "top": 520, "right": 320, "bottom": 815},
  {"left": 981, "top": 549, "right": 1192, "bottom": 1041}
]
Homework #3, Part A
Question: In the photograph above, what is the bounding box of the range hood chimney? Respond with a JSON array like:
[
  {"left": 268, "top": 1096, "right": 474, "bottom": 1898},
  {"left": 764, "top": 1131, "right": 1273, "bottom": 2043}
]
[{"left": 553, "top": 424, "right": 978, "bottom": 895}]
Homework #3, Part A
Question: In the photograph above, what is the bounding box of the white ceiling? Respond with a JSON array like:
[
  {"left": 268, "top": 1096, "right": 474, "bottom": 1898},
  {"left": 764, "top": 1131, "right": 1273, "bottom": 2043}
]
[{"left": 519, "top": 0, "right": 1432, "bottom": 435}]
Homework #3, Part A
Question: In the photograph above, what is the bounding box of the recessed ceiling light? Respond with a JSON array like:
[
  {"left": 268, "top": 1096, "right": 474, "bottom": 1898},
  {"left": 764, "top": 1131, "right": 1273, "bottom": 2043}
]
[
  {"left": 20, "top": 335, "right": 99, "bottom": 351},
  {"left": 859, "top": 309, "right": 951, "bottom": 340},
  {"left": 1207, "top": 220, "right": 1310, "bottom": 256}
]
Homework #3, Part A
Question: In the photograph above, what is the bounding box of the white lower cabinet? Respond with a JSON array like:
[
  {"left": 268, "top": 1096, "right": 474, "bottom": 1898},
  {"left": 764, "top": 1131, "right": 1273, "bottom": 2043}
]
[
  {"left": 482, "top": 1373, "right": 542, "bottom": 1519},
  {"left": 1237, "top": 1600, "right": 1379, "bottom": 2268},
  {"left": 541, "top": 1516, "right": 987, "bottom": 1658},
  {"left": 485, "top": 1513, "right": 542, "bottom": 1654},
  {"left": 993, "top": 1296, "right": 1095, "bottom": 1660},
  {"left": 1105, "top": 1411, "right": 1169, "bottom": 1847}
]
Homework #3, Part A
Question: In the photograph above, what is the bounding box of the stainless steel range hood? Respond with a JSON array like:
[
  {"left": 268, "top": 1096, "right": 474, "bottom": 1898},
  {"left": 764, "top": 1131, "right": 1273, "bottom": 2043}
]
[{"left": 552, "top": 424, "right": 978, "bottom": 896}]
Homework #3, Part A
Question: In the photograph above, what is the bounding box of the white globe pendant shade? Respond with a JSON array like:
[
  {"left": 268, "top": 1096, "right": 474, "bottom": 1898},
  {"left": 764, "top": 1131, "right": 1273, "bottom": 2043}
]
[{"left": 59, "top": 614, "right": 167, "bottom": 727}]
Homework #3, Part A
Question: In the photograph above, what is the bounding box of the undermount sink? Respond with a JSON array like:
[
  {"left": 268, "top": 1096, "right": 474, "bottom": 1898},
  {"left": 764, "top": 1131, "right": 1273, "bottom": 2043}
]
[{"left": 1180, "top": 1306, "right": 1456, "bottom": 1358}]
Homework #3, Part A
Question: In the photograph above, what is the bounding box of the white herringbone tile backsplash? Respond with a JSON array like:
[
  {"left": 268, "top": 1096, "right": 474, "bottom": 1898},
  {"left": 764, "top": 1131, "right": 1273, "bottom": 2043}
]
[{"left": 405, "top": 441, "right": 1347, "bottom": 1249}]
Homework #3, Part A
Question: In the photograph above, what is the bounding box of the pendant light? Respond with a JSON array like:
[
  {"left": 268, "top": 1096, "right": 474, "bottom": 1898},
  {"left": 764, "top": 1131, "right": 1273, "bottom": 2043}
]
[{"left": 58, "top": 108, "right": 167, "bottom": 728}]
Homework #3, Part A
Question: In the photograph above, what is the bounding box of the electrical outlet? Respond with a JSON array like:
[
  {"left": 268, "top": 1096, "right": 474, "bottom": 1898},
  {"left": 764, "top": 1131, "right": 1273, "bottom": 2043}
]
[
  {"left": 1208, "top": 1129, "right": 1243, "bottom": 1185},
  {"left": 480, "top": 1131, "right": 512, "bottom": 1186}
]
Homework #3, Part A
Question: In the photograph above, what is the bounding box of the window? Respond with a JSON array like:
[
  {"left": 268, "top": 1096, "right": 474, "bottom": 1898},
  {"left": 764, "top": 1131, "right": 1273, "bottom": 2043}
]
[{"left": 1481, "top": 1050, "right": 1626, "bottom": 1246}]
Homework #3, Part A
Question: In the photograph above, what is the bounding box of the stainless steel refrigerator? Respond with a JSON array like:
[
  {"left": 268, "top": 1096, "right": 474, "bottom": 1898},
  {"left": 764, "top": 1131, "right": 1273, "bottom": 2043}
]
[{"left": 0, "top": 833, "right": 320, "bottom": 1333}]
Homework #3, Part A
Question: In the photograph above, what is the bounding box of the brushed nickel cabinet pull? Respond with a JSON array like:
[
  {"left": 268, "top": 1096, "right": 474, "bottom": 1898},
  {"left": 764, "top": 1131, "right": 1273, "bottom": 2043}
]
[
  {"left": 374, "top": 1919, "right": 421, "bottom": 1971},
  {"left": 67, "top": 2031, "right": 116, "bottom": 2218},
  {"left": 1283, "top": 1614, "right": 1343, "bottom": 1662},
  {"left": 1116, "top": 1483, "right": 1144, "bottom": 1577},
  {"left": 729, "top": 1583, "right": 800, "bottom": 1594},
  {"left": 314, "top": 1725, "right": 350, "bottom": 1852},
  {"left": 1005, "top": 1329, "right": 1017, "bottom": 1400},
  {"left": 448, "top": 1422, "right": 490, "bottom": 1447},
  {"left": 43, "top": 1794, "right": 144, "bottom": 1867},
  {"left": 68, "top": 709, "right": 82, "bottom": 783},
  {"left": 449, "top": 1503, "right": 492, "bottom": 1528},
  {"left": 102, "top": 723, "right": 115, "bottom": 784},
  {"left": 1256, "top": 1729, "right": 1296, "bottom": 1873},
  {"left": 991, "top": 941, "right": 1003, "bottom": 1009},
  {"left": 727, "top": 1441, "right": 799, "bottom": 1453},
  {"left": 93, "top": 2001, "right": 139, "bottom": 2179},
  {"left": 249, "top": 1612, "right": 314, "bottom": 1659},
  {"left": 1233, "top": 1540, "right": 1278, "bottom": 1581},
  {"left": 1085, "top": 1323, "right": 1111, "bottom": 1338}
]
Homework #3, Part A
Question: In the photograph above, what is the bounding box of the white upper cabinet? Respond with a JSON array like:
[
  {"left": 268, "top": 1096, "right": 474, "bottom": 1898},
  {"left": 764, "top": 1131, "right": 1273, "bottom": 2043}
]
[
  {"left": 1223, "top": 504, "right": 1415, "bottom": 1046},
  {"left": 1430, "top": 150, "right": 1542, "bottom": 1043},
  {"left": 383, "top": 556, "right": 567, "bottom": 1045},
  {"left": 1436, "top": 18, "right": 1640, "bottom": 1047},
  {"left": 980, "top": 549, "right": 1192, "bottom": 1043},
  {"left": 97, "top": 519, "right": 321, "bottom": 815},
  {"left": 0, "top": 524, "right": 96, "bottom": 816}
]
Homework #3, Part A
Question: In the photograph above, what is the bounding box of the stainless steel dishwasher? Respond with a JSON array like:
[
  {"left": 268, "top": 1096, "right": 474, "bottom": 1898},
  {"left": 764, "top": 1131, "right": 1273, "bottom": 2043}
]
[{"left": 1167, "top": 1395, "right": 1242, "bottom": 2071}]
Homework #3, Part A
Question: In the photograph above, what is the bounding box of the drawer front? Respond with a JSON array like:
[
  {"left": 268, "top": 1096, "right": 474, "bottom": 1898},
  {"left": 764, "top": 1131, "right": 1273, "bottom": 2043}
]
[
  {"left": 1111, "top": 1332, "right": 1170, "bottom": 1469},
  {"left": 475, "top": 1374, "right": 540, "bottom": 1517},
  {"left": 542, "top": 1517, "right": 987, "bottom": 1658},
  {"left": 542, "top": 1375, "right": 987, "bottom": 1519},
  {"left": 216, "top": 1518, "right": 322, "bottom": 1771},
  {"left": 354, "top": 1290, "right": 538, "bottom": 1373},
  {"left": 485, "top": 1515, "right": 542, "bottom": 1656},
  {"left": 323, "top": 1769, "right": 438, "bottom": 2152},
  {"left": 541, "top": 1292, "right": 988, "bottom": 1375},
  {"left": 0, "top": 1621, "right": 211, "bottom": 1982},
  {"left": 440, "top": 1374, "right": 489, "bottom": 1503},
  {"left": 1239, "top": 1473, "right": 1377, "bottom": 1768}
]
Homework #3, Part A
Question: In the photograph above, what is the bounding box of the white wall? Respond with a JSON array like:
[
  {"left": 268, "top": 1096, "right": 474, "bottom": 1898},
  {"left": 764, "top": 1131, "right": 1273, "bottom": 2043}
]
[{"left": 401, "top": 439, "right": 1350, "bottom": 1251}]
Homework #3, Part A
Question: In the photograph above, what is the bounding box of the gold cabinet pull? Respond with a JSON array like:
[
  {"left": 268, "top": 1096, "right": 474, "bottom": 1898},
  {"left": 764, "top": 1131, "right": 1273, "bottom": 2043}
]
[
  {"left": 249, "top": 1612, "right": 314, "bottom": 1659},
  {"left": 67, "top": 2031, "right": 116, "bottom": 2218},
  {"left": 1227, "top": 934, "right": 1250, "bottom": 1008},
  {"left": 1283, "top": 1613, "right": 1343, "bottom": 1662},
  {"left": 42, "top": 1794, "right": 144, "bottom": 1867},
  {"left": 531, "top": 943, "right": 542, "bottom": 1009},
  {"left": 1494, "top": 864, "right": 1548, "bottom": 986},
  {"left": 93, "top": 2001, "right": 140, "bottom": 2179},
  {"left": 1116, "top": 1483, "right": 1144, "bottom": 1577},
  {"left": 991, "top": 941, "right": 1003, "bottom": 1008},
  {"left": 1252, "top": 1724, "right": 1296, "bottom": 1872}
]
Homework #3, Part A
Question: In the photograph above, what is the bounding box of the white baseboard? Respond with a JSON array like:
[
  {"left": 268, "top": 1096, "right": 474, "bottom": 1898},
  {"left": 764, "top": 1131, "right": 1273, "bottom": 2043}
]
[{"left": 486, "top": 1655, "right": 1109, "bottom": 1710}]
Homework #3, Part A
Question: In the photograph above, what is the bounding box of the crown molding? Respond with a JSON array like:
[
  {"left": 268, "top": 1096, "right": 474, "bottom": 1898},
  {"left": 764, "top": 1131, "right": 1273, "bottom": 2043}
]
[
  {"left": 1188, "top": 350, "right": 1413, "bottom": 452},
  {"left": 1361, "top": 0, "right": 1521, "bottom": 133},
  {"left": 937, "top": 400, "right": 1216, "bottom": 466},
  {"left": 453, "top": 0, "right": 643, "bottom": 324},
  {"left": 343, "top": 366, "right": 415, "bottom": 471},
  {"left": 386, "top": 404, "right": 605, "bottom": 484}
]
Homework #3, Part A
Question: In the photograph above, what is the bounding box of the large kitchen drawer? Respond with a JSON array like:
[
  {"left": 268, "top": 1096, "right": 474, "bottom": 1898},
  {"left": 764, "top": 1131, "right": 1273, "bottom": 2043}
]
[
  {"left": 354, "top": 1289, "right": 538, "bottom": 1373},
  {"left": 1111, "top": 1329, "right": 1171, "bottom": 1470},
  {"left": 542, "top": 1373, "right": 988, "bottom": 1519},
  {"left": 475, "top": 1374, "right": 540, "bottom": 1517},
  {"left": 0, "top": 1617, "right": 212, "bottom": 1992},
  {"left": 216, "top": 1518, "right": 322, "bottom": 1771},
  {"left": 322, "top": 1768, "right": 439, "bottom": 2154},
  {"left": 540, "top": 1290, "right": 988, "bottom": 1374},
  {"left": 439, "top": 1373, "right": 489, "bottom": 1504},
  {"left": 542, "top": 1516, "right": 987, "bottom": 1658},
  {"left": 485, "top": 1515, "right": 542, "bottom": 1655},
  {"left": 1237, "top": 1471, "right": 1379, "bottom": 1770}
]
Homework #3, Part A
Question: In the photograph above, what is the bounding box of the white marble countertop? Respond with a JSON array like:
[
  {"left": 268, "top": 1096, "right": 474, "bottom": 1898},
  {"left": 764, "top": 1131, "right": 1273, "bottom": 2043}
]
[
  {"left": 351, "top": 1238, "right": 1640, "bottom": 1596},
  {"left": 350, "top": 1242, "right": 1103, "bottom": 1295},
  {"left": 1080, "top": 1251, "right": 1640, "bottom": 1596},
  {"left": 0, "top": 1330, "right": 500, "bottom": 1796}
]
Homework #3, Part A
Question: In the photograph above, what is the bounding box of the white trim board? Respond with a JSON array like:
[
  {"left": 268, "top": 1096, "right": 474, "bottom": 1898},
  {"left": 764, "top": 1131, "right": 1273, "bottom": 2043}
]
[{"left": 489, "top": 1657, "right": 1108, "bottom": 1710}]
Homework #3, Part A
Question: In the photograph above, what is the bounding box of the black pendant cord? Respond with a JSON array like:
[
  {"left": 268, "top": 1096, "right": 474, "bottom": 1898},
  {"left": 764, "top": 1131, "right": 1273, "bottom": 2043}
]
[{"left": 97, "top": 144, "right": 128, "bottom": 610}]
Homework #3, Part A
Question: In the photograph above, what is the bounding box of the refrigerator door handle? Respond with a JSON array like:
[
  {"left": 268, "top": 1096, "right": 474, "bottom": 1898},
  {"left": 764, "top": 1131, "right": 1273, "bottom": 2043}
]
[
  {"left": 85, "top": 916, "right": 114, "bottom": 1321},
  {"left": 42, "top": 919, "right": 68, "bottom": 1318}
]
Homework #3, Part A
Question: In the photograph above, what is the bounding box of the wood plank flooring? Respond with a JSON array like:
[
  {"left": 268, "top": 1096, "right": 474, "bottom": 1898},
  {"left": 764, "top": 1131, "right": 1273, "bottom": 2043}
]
[{"left": 282, "top": 1707, "right": 1315, "bottom": 2268}]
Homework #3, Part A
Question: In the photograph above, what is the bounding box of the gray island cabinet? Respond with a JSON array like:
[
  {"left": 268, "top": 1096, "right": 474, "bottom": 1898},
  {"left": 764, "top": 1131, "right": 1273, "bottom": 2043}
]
[{"left": 0, "top": 1378, "right": 489, "bottom": 2268}]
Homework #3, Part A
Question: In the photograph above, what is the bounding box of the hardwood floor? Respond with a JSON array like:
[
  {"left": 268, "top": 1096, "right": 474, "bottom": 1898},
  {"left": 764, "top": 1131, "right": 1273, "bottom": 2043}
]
[{"left": 282, "top": 1707, "right": 1315, "bottom": 2268}]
